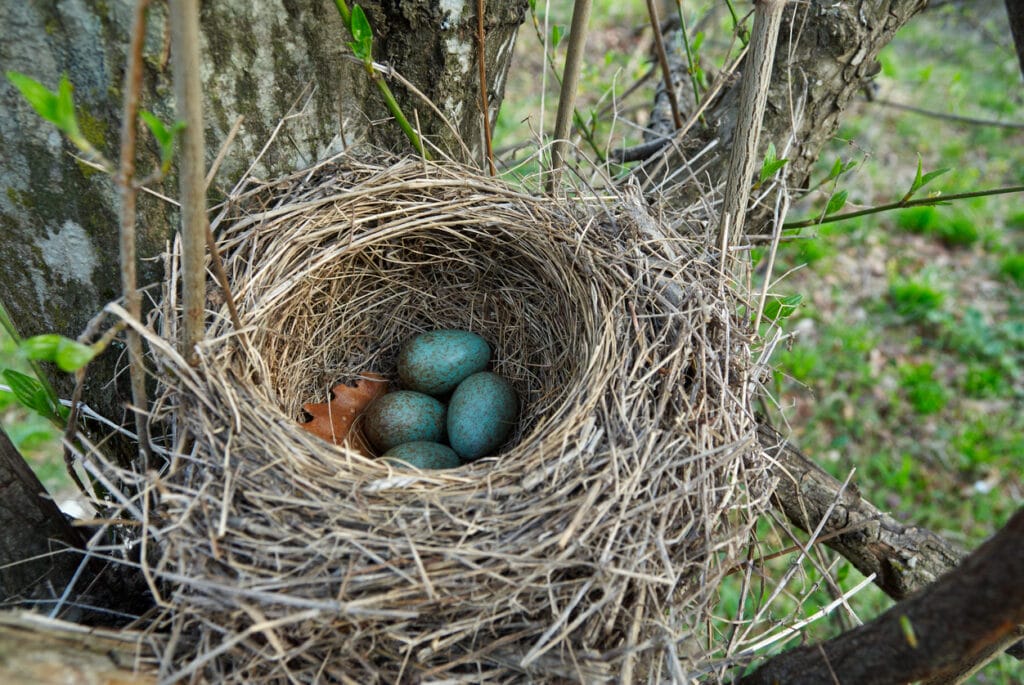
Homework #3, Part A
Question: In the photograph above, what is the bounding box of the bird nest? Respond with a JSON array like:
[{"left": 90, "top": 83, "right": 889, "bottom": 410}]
[{"left": 128, "top": 155, "right": 772, "bottom": 682}]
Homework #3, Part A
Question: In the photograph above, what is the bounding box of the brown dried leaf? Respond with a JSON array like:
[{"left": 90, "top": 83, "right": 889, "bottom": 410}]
[{"left": 298, "top": 374, "right": 388, "bottom": 452}]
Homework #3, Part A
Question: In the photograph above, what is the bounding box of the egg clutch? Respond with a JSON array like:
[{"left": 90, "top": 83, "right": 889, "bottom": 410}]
[{"left": 299, "top": 329, "right": 519, "bottom": 470}]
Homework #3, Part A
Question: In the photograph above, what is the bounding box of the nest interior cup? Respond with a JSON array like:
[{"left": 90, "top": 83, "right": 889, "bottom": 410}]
[{"left": 149, "top": 156, "right": 769, "bottom": 683}]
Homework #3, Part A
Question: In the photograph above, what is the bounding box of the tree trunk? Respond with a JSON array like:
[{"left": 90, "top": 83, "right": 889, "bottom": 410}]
[
  {"left": 644, "top": 0, "right": 928, "bottom": 230},
  {"left": 1008, "top": 0, "right": 1024, "bottom": 77},
  {"left": 0, "top": 0, "right": 525, "bottom": 606},
  {"left": 0, "top": 0, "right": 525, "bottom": 427}
]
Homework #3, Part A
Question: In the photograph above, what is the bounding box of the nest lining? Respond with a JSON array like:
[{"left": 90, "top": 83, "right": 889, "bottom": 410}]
[{"left": 137, "top": 156, "right": 771, "bottom": 683}]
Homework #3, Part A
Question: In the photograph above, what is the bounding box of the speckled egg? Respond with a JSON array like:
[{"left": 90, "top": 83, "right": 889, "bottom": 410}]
[
  {"left": 363, "top": 391, "right": 446, "bottom": 452},
  {"left": 397, "top": 329, "right": 491, "bottom": 396},
  {"left": 447, "top": 372, "right": 518, "bottom": 462},
  {"left": 382, "top": 441, "right": 461, "bottom": 470}
]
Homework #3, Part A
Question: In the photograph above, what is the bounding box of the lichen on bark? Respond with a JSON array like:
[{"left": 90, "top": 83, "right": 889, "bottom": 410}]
[{"left": 0, "top": 0, "right": 527, "bottom": 422}]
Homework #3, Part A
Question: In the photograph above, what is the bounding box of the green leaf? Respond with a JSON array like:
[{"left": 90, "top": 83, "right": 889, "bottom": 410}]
[
  {"left": 7, "top": 72, "right": 89, "bottom": 151},
  {"left": 2, "top": 368, "right": 55, "bottom": 417},
  {"left": 349, "top": 5, "right": 373, "bottom": 61},
  {"left": 21, "top": 334, "right": 95, "bottom": 371},
  {"left": 758, "top": 142, "right": 788, "bottom": 184},
  {"left": 762, "top": 293, "right": 803, "bottom": 322},
  {"left": 140, "top": 110, "right": 185, "bottom": 173},
  {"left": 905, "top": 156, "right": 951, "bottom": 200},
  {"left": 824, "top": 190, "right": 848, "bottom": 216},
  {"left": 54, "top": 338, "right": 96, "bottom": 372},
  {"left": 55, "top": 73, "right": 82, "bottom": 140},
  {"left": 919, "top": 167, "right": 951, "bottom": 189},
  {"left": 550, "top": 24, "right": 564, "bottom": 48},
  {"left": 899, "top": 614, "right": 918, "bottom": 648},
  {"left": 6, "top": 71, "right": 61, "bottom": 123},
  {"left": 827, "top": 157, "right": 843, "bottom": 180},
  {"left": 21, "top": 334, "right": 63, "bottom": 361}
]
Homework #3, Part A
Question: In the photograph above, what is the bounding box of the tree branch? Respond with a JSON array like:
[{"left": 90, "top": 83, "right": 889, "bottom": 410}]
[
  {"left": 739, "top": 506, "right": 1024, "bottom": 684},
  {"left": 0, "top": 428, "right": 84, "bottom": 603},
  {"left": 759, "top": 423, "right": 1024, "bottom": 664},
  {"left": 548, "top": 0, "right": 592, "bottom": 192},
  {"left": 1007, "top": 0, "right": 1024, "bottom": 78},
  {"left": 717, "top": 0, "right": 786, "bottom": 250},
  {"left": 168, "top": 0, "right": 208, "bottom": 365},
  {"left": 648, "top": 1, "right": 930, "bottom": 232},
  {"left": 117, "top": 0, "right": 152, "bottom": 467}
]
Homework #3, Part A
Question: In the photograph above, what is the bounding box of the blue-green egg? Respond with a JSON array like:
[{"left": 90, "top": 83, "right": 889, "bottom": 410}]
[
  {"left": 398, "top": 329, "right": 491, "bottom": 396},
  {"left": 363, "top": 390, "right": 446, "bottom": 452},
  {"left": 382, "top": 441, "right": 461, "bottom": 470},
  {"left": 447, "top": 372, "right": 518, "bottom": 462}
]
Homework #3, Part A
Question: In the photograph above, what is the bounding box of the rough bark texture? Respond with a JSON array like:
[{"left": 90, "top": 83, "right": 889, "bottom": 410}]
[
  {"left": 760, "top": 423, "right": 1024, "bottom": 665},
  {"left": 646, "top": 0, "right": 928, "bottom": 229},
  {"left": 0, "top": 428, "right": 84, "bottom": 604},
  {"left": 760, "top": 424, "right": 965, "bottom": 600},
  {"left": 0, "top": 0, "right": 524, "bottom": 614},
  {"left": 738, "top": 507, "right": 1024, "bottom": 685},
  {"left": 0, "top": 611, "right": 157, "bottom": 683},
  {"left": 0, "top": 0, "right": 525, "bottom": 427}
]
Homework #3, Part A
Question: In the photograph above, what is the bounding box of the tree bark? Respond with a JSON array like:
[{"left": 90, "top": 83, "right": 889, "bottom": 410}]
[
  {"left": 760, "top": 423, "right": 1024, "bottom": 665},
  {"left": 644, "top": 0, "right": 928, "bottom": 230},
  {"left": 1008, "top": 0, "right": 1024, "bottom": 77},
  {"left": 0, "top": 610, "right": 157, "bottom": 683},
  {"left": 760, "top": 425, "right": 965, "bottom": 602},
  {"left": 738, "top": 507, "right": 1024, "bottom": 685},
  {"left": 0, "top": 0, "right": 525, "bottom": 618},
  {"left": 0, "top": 0, "right": 526, "bottom": 428},
  {"left": 0, "top": 427, "right": 84, "bottom": 605}
]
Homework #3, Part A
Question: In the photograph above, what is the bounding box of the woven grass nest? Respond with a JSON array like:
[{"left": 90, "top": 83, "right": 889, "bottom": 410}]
[{"left": 138, "top": 155, "right": 772, "bottom": 682}]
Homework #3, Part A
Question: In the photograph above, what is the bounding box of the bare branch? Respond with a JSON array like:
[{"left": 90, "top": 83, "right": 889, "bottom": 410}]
[
  {"left": 168, "top": 0, "right": 208, "bottom": 366},
  {"left": 739, "top": 506, "right": 1024, "bottom": 684},
  {"left": 760, "top": 423, "right": 1024, "bottom": 665},
  {"left": 117, "top": 0, "right": 152, "bottom": 466}
]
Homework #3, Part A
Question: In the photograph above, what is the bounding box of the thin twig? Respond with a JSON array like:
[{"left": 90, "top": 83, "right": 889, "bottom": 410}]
[
  {"left": 872, "top": 97, "right": 1024, "bottom": 130},
  {"left": 169, "top": 0, "right": 208, "bottom": 366},
  {"left": 547, "top": 0, "right": 593, "bottom": 193},
  {"left": 476, "top": 0, "right": 496, "bottom": 175},
  {"left": 204, "top": 115, "right": 244, "bottom": 189},
  {"left": 646, "top": 0, "right": 684, "bottom": 130},
  {"left": 783, "top": 184, "right": 1024, "bottom": 230},
  {"left": 752, "top": 187, "right": 790, "bottom": 332},
  {"left": 527, "top": 3, "right": 605, "bottom": 162},
  {"left": 674, "top": 0, "right": 704, "bottom": 111},
  {"left": 117, "top": 0, "right": 152, "bottom": 466},
  {"left": 202, "top": 114, "right": 248, "bottom": 344}
]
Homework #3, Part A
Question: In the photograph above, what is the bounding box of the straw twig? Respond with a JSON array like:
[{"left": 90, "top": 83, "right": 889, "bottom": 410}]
[
  {"left": 117, "top": 0, "right": 152, "bottom": 465},
  {"left": 548, "top": 0, "right": 593, "bottom": 192},
  {"left": 168, "top": 0, "right": 208, "bottom": 366},
  {"left": 476, "top": 0, "right": 496, "bottom": 175},
  {"left": 716, "top": 0, "right": 787, "bottom": 257}
]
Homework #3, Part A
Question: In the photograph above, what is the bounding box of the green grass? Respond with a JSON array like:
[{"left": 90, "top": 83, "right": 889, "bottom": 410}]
[
  {"left": 888, "top": 272, "right": 945, "bottom": 320},
  {"left": 765, "top": 3, "right": 1023, "bottom": 679},
  {"left": 999, "top": 252, "right": 1024, "bottom": 287}
]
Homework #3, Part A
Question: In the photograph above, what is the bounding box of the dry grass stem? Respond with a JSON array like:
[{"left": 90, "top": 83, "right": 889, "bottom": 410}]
[{"left": 88, "top": 155, "right": 775, "bottom": 681}]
